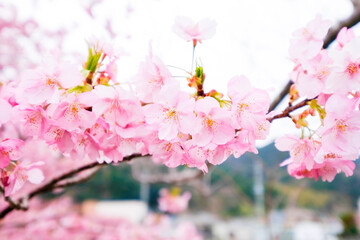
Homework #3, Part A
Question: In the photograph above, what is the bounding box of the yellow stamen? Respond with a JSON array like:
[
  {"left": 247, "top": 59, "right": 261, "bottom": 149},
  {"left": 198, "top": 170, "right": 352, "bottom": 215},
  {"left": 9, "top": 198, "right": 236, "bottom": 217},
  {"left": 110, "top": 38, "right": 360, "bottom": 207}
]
[
  {"left": 203, "top": 116, "right": 216, "bottom": 130},
  {"left": 347, "top": 63, "right": 358, "bottom": 75}
]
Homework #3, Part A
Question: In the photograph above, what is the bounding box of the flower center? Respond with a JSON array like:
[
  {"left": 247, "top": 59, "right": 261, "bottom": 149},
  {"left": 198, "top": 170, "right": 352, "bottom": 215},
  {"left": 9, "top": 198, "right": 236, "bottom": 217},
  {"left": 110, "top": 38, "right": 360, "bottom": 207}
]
[
  {"left": 336, "top": 119, "right": 348, "bottom": 132},
  {"left": 65, "top": 103, "right": 81, "bottom": 120},
  {"left": 237, "top": 102, "right": 249, "bottom": 113},
  {"left": 203, "top": 116, "right": 216, "bottom": 130},
  {"left": 346, "top": 62, "right": 359, "bottom": 75},
  {"left": 149, "top": 65, "right": 165, "bottom": 85},
  {"left": 45, "top": 76, "right": 57, "bottom": 86},
  {"left": 0, "top": 149, "right": 9, "bottom": 158},
  {"left": 316, "top": 68, "right": 329, "bottom": 80},
  {"left": 164, "top": 108, "right": 177, "bottom": 121},
  {"left": 164, "top": 142, "right": 172, "bottom": 152},
  {"left": 324, "top": 153, "right": 338, "bottom": 159}
]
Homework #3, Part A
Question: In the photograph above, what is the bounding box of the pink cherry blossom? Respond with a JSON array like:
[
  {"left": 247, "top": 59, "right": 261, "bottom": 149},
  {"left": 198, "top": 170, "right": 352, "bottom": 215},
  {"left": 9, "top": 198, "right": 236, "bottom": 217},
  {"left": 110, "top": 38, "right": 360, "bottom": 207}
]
[
  {"left": 143, "top": 85, "right": 195, "bottom": 141},
  {"left": 226, "top": 130, "right": 255, "bottom": 157},
  {"left": 43, "top": 126, "right": 74, "bottom": 153},
  {"left": 68, "top": 131, "right": 100, "bottom": 161},
  {"left": 336, "top": 27, "right": 355, "bottom": 49},
  {"left": 276, "top": 135, "right": 318, "bottom": 171},
  {"left": 289, "top": 15, "right": 331, "bottom": 60},
  {"left": 0, "top": 98, "right": 12, "bottom": 125},
  {"left": 0, "top": 138, "right": 24, "bottom": 169},
  {"left": 149, "top": 137, "right": 187, "bottom": 168},
  {"left": 294, "top": 50, "right": 333, "bottom": 98},
  {"left": 92, "top": 85, "right": 143, "bottom": 130},
  {"left": 284, "top": 152, "right": 356, "bottom": 182},
  {"left": 3, "top": 161, "right": 44, "bottom": 196},
  {"left": 319, "top": 94, "right": 360, "bottom": 155},
  {"left": 189, "top": 97, "right": 234, "bottom": 147},
  {"left": 134, "top": 53, "right": 175, "bottom": 103},
  {"left": 13, "top": 105, "right": 49, "bottom": 137},
  {"left": 228, "top": 75, "right": 271, "bottom": 139},
  {"left": 48, "top": 93, "right": 96, "bottom": 132},
  {"left": 20, "top": 61, "right": 83, "bottom": 105},
  {"left": 325, "top": 37, "right": 360, "bottom": 93},
  {"left": 158, "top": 188, "right": 191, "bottom": 214},
  {"left": 173, "top": 16, "right": 216, "bottom": 47},
  {"left": 187, "top": 144, "right": 229, "bottom": 167}
]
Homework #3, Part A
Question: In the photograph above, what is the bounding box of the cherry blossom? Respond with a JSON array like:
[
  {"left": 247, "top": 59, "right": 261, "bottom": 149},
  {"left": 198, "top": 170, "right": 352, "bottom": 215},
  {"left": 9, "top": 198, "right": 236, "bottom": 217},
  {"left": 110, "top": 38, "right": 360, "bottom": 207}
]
[
  {"left": 0, "top": 138, "right": 24, "bottom": 169},
  {"left": 48, "top": 93, "right": 97, "bottom": 132},
  {"left": 276, "top": 135, "right": 318, "bottom": 171},
  {"left": 0, "top": 98, "right": 12, "bottom": 125},
  {"left": 190, "top": 97, "right": 234, "bottom": 147},
  {"left": 336, "top": 27, "right": 355, "bottom": 49},
  {"left": 319, "top": 94, "right": 360, "bottom": 155},
  {"left": 1, "top": 9, "right": 360, "bottom": 203},
  {"left": 228, "top": 75, "right": 271, "bottom": 139},
  {"left": 173, "top": 16, "right": 216, "bottom": 47},
  {"left": 134, "top": 53, "right": 175, "bottom": 103},
  {"left": 2, "top": 161, "right": 44, "bottom": 196},
  {"left": 289, "top": 15, "right": 331, "bottom": 60},
  {"left": 143, "top": 85, "right": 195, "bottom": 141},
  {"left": 325, "top": 38, "right": 360, "bottom": 93},
  {"left": 19, "top": 61, "right": 83, "bottom": 105},
  {"left": 158, "top": 188, "right": 192, "bottom": 214}
]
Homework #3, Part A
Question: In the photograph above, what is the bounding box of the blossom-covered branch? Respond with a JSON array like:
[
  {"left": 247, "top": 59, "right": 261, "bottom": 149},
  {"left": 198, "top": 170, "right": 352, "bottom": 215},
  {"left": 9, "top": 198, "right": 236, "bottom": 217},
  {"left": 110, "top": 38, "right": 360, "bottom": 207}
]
[{"left": 269, "top": 4, "right": 360, "bottom": 112}]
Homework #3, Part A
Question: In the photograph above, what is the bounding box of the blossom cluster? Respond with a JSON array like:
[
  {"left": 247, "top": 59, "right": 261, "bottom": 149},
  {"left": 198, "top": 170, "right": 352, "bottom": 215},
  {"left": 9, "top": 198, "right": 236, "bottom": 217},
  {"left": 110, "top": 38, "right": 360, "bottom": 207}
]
[
  {"left": 0, "top": 17, "right": 273, "bottom": 196},
  {"left": 158, "top": 188, "right": 192, "bottom": 214},
  {"left": 276, "top": 16, "right": 360, "bottom": 182},
  {"left": 3, "top": 12, "right": 360, "bottom": 200}
]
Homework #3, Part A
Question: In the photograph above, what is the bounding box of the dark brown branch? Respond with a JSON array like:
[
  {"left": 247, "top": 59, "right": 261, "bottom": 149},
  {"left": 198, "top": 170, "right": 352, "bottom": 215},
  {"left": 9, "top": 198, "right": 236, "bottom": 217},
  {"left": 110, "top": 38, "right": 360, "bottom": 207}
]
[
  {"left": 269, "top": 6, "right": 360, "bottom": 112},
  {"left": 53, "top": 167, "right": 100, "bottom": 189},
  {"left": 0, "top": 154, "right": 144, "bottom": 220},
  {"left": 0, "top": 186, "right": 27, "bottom": 211},
  {"left": 267, "top": 98, "right": 311, "bottom": 122}
]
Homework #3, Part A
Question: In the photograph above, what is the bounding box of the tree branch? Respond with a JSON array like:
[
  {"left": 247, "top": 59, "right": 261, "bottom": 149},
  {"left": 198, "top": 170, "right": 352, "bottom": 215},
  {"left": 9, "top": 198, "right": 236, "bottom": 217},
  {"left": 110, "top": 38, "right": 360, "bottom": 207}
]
[
  {"left": 53, "top": 167, "right": 100, "bottom": 189},
  {"left": 0, "top": 186, "right": 28, "bottom": 211},
  {"left": 268, "top": 5, "right": 360, "bottom": 112},
  {"left": 267, "top": 98, "right": 311, "bottom": 122},
  {"left": 0, "top": 153, "right": 144, "bottom": 220}
]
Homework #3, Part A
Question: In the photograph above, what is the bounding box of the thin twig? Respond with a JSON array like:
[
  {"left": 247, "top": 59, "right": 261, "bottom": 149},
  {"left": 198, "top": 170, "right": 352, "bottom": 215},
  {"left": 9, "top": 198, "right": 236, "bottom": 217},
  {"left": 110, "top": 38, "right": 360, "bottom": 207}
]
[
  {"left": 267, "top": 98, "right": 311, "bottom": 122},
  {"left": 0, "top": 186, "right": 27, "bottom": 211}
]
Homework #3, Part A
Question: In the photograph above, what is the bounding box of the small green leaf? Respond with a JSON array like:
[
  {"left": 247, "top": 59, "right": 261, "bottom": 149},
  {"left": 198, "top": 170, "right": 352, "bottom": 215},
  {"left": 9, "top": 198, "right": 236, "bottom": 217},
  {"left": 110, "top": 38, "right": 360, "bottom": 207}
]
[
  {"left": 195, "top": 65, "right": 204, "bottom": 83},
  {"left": 85, "top": 46, "right": 102, "bottom": 73},
  {"left": 68, "top": 84, "right": 92, "bottom": 94}
]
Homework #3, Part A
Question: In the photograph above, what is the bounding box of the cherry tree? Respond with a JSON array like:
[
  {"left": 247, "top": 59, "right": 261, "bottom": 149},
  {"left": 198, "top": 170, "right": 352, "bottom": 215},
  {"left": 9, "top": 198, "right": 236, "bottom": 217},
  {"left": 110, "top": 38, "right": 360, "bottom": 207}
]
[{"left": 1, "top": 2, "right": 360, "bottom": 239}]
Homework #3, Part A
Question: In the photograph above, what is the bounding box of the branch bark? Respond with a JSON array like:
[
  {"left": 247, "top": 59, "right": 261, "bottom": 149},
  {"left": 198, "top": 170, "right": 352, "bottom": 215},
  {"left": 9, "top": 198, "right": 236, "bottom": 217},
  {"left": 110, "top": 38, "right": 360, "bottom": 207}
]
[
  {"left": 0, "top": 153, "right": 144, "bottom": 220},
  {"left": 269, "top": 5, "right": 360, "bottom": 112},
  {"left": 53, "top": 167, "right": 100, "bottom": 189},
  {"left": 267, "top": 98, "right": 312, "bottom": 122}
]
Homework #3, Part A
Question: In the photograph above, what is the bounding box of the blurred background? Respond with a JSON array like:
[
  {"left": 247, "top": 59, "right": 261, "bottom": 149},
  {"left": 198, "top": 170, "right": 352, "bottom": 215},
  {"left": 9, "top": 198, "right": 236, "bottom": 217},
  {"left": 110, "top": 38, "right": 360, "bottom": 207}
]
[{"left": 1, "top": 0, "right": 360, "bottom": 239}]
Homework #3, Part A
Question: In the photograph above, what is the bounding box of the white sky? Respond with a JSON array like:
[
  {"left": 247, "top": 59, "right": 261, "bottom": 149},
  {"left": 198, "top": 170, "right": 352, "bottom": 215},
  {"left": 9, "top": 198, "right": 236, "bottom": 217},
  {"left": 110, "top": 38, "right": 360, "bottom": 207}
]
[{"left": 6, "top": 0, "right": 356, "bottom": 147}]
